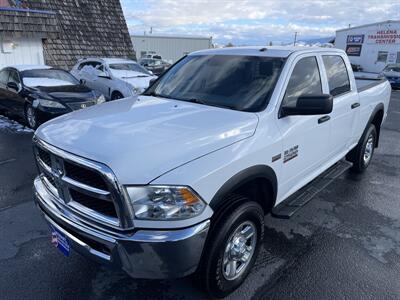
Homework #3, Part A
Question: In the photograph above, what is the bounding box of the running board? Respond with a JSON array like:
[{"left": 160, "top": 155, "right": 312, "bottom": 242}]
[{"left": 272, "top": 160, "right": 352, "bottom": 219}]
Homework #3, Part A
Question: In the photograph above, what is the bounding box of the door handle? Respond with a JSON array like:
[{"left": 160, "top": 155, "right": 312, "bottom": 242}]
[
  {"left": 351, "top": 102, "right": 360, "bottom": 109},
  {"left": 318, "top": 115, "right": 330, "bottom": 124}
]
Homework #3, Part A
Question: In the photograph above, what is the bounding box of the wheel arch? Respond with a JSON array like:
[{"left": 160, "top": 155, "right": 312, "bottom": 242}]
[
  {"left": 209, "top": 165, "right": 278, "bottom": 216},
  {"left": 367, "top": 103, "right": 384, "bottom": 147}
]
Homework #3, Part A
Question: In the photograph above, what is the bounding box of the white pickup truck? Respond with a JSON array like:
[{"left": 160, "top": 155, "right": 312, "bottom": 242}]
[{"left": 32, "top": 47, "right": 391, "bottom": 298}]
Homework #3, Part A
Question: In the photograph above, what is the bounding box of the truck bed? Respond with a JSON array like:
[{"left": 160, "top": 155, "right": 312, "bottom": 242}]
[{"left": 356, "top": 78, "right": 387, "bottom": 92}]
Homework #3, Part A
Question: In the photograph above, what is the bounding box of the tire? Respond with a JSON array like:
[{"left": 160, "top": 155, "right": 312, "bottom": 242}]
[
  {"left": 24, "top": 104, "right": 39, "bottom": 129},
  {"left": 198, "top": 196, "right": 264, "bottom": 298},
  {"left": 111, "top": 91, "right": 124, "bottom": 100},
  {"left": 347, "top": 124, "right": 377, "bottom": 173}
]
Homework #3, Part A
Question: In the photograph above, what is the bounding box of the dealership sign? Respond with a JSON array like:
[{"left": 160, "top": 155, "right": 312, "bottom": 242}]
[
  {"left": 367, "top": 29, "right": 400, "bottom": 44},
  {"left": 346, "top": 44, "right": 362, "bottom": 56},
  {"left": 347, "top": 35, "right": 364, "bottom": 44}
]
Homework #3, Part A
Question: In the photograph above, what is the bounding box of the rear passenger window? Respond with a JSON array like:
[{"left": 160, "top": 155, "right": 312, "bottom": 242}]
[
  {"left": 322, "top": 55, "right": 351, "bottom": 96},
  {"left": 282, "top": 56, "right": 322, "bottom": 108}
]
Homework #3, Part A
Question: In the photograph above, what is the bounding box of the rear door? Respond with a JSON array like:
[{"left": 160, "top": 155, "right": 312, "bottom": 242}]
[
  {"left": 321, "top": 54, "right": 358, "bottom": 155},
  {"left": 276, "top": 55, "right": 332, "bottom": 199}
]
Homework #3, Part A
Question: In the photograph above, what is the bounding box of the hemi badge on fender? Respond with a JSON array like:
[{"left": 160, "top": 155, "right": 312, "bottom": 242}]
[{"left": 272, "top": 154, "right": 281, "bottom": 162}]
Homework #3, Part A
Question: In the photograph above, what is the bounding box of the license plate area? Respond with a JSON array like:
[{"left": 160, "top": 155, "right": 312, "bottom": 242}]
[{"left": 50, "top": 225, "right": 71, "bottom": 256}]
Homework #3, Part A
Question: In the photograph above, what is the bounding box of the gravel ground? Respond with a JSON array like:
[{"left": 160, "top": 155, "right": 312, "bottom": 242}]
[{"left": 0, "top": 91, "right": 399, "bottom": 300}]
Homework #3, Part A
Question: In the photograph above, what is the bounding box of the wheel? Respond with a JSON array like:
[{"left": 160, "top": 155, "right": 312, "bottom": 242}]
[
  {"left": 198, "top": 196, "right": 264, "bottom": 298},
  {"left": 111, "top": 91, "right": 124, "bottom": 100},
  {"left": 25, "top": 104, "right": 39, "bottom": 129},
  {"left": 347, "top": 124, "right": 377, "bottom": 173}
]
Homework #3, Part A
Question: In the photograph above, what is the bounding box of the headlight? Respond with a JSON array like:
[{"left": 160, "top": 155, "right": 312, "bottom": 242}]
[
  {"left": 97, "top": 94, "right": 106, "bottom": 104},
  {"left": 37, "top": 99, "right": 66, "bottom": 109},
  {"left": 126, "top": 186, "right": 206, "bottom": 220},
  {"left": 132, "top": 87, "right": 144, "bottom": 95}
]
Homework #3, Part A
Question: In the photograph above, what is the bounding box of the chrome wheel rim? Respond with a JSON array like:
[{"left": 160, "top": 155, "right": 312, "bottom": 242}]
[
  {"left": 27, "top": 106, "right": 36, "bottom": 128},
  {"left": 222, "top": 221, "right": 257, "bottom": 281},
  {"left": 363, "top": 134, "right": 374, "bottom": 165}
]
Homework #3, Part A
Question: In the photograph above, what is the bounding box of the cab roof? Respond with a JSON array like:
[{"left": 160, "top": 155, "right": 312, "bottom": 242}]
[{"left": 190, "top": 46, "right": 344, "bottom": 58}]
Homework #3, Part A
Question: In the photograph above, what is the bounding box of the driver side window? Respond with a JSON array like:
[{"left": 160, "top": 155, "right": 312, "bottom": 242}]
[{"left": 282, "top": 56, "right": 322, "bottom": 108}]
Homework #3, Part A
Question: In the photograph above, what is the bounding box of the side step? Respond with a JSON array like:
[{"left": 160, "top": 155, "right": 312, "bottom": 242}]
[{"left": 272, "top": 160, "right": 352, "bottom": 219}]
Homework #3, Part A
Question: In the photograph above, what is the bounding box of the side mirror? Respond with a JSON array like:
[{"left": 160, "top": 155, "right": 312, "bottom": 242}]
[
  {"left": 281, "top": 94, "right": 333, "bottom": 117},
  {"left": 79, "top": 79, "right": 86, "bottom": 85},
  {"left": 98, "top": 71, "right": 110, "bottom": 79},
  {"left": 7, "top": 81, "right": 20, "bottom": 92}
]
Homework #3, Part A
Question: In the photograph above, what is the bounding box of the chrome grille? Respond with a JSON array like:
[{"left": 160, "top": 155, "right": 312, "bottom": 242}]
[{"left": 33, "top": 137, "right": 134, "bottom": 229}]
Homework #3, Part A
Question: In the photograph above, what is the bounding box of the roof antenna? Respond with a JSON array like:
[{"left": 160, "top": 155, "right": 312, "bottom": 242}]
[{"left": 259, "top": 47, "right": 267, "bottom": 52}]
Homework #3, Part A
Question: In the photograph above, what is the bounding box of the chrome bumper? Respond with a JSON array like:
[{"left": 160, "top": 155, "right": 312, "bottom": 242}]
[{"left": 34, "top": 177, "right": 210, "bottom": 279}]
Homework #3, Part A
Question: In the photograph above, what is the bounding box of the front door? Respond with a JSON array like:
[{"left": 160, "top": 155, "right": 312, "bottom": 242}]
[{"left": 276, "top": 55, "right": 332, "bottom": 200}]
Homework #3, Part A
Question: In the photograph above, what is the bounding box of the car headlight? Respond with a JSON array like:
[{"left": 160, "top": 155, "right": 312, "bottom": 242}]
[
  {"left": 97, "top": 94, "right": 106, "bottom": 104},
  {"left": 36, "top": 99, "right": 66, "bottom": 109},
  {"left": 126, "top": 185, "right": 206, "bottom": 220},
  {"left": 132, "top": 87, "right": 144, "bottom": 95}
]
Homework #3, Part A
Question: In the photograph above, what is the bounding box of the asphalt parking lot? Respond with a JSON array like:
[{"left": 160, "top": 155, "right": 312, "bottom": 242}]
[{"left": 0, "top": 91, "right": 399, "bottom": 300}]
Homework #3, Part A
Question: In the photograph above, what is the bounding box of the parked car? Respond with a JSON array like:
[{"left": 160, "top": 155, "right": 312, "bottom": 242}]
[
  {"left": 143, "top": 54, "right": 162, "bottom": 60},
  {"left": 32, "top": 47, "right": 391, "bottom": 298},
  {"left": 379, "top": 64, "right": 400, "bottom": 89},
  {"left": 138, "top": 58, "right": 171, "bottom": 76},
  {"left": 0, "top": 65, "right": 105, "bottom": 129},
  {"left": 71, "top": 58, "right": 157, "bottom": 100}
]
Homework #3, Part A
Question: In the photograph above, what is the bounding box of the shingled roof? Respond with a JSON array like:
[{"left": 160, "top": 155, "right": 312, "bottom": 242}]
[
  {"left": 14, "top": 0, "right": 135, "bottom": 69},
  {"left": 0, "top": 8, "right": 59, "bottom": 39}
]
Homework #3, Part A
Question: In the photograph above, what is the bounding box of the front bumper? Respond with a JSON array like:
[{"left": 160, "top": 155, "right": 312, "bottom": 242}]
[{"left": 33, "top": 177, "right": 210, "bottom": 279}]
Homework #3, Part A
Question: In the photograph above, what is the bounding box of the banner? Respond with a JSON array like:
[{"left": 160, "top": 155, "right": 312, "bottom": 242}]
[
  {"left": 347, "top": 35, "right": 364, "bottom": 44},
  {"left": 346, "top": 44, "right": 362, "bottom": 56}
]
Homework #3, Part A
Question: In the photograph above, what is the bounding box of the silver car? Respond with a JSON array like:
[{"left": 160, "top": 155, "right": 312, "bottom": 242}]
[{"left": 71, "top": 58, "right": 157, "bottom": 100}]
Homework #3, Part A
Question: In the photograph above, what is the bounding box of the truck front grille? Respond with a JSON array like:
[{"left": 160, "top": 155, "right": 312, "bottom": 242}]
[{"left": 32, "top": 138, "right": 132, "bottom": 229}]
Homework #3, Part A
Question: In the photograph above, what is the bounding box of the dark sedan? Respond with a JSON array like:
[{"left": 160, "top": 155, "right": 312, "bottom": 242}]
[{"left": 0, "top": 65, "right": 105, "bottom": 129}]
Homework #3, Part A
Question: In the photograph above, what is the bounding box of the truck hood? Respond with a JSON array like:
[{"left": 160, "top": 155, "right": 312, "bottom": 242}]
[{"left": 35, "top": 96, "right": 258, "bottom": 184}]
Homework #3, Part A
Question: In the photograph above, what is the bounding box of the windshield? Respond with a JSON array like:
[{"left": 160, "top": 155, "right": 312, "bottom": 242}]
[
  {"left": 144, "top": 55, "right": 285, "bottom": 112},
  {"left": 108, "top": 63, "right": 151, "bottom": 75},
  {"left": 21, "top": 69, "right": 79, "bottom": 87}
]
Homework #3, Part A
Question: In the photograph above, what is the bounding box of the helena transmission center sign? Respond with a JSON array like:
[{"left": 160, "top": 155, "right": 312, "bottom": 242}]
[{"left": 367, "top": 29, "right": 400, "bottom": 44}]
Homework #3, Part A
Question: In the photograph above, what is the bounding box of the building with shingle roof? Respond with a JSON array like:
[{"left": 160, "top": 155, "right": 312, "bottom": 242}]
[{"left": 0, "top": 0, "right": 135, "bottom": 69}]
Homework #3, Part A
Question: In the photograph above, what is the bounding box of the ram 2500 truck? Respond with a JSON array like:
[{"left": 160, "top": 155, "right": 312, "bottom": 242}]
[{"left": 32, "top": 47, "right": 391, "bottom": 298}]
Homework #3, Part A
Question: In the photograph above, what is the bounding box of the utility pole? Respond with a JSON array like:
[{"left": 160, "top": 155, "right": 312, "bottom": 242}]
[
  {"left": 150, "top": 27, "right": 153, "bottom": 34},
  {"left": 293, "top": 32, "right": 298, "bottom": 46}
]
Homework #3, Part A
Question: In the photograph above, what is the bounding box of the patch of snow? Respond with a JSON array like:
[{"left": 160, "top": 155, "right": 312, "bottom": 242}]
[
  {"left": 23, "top": 77, "right": 74, "bottom": 88},
  {"left": 0, "top": 114, "right": 33, "bottom": 133}
]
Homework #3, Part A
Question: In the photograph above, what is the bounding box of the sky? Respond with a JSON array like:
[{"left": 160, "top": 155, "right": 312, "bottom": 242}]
[{"left": 121, "top": 0, "right": 400, "bottom": 46}]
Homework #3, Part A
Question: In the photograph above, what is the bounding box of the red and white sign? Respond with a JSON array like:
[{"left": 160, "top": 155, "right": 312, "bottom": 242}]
[{"left": 367, "top": 29, "right": 400, "bottom": 44}]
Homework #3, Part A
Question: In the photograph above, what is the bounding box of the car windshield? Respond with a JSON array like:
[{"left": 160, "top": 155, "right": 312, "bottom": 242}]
[
  {"left": 144, "top": 55, "right": 285, "bottom": 112},
  {"left": 108, "top": 63, "right": 151, "bottom": 75},
  {"left": 21, "top": 69, "right": 79, "bottom": 87}
]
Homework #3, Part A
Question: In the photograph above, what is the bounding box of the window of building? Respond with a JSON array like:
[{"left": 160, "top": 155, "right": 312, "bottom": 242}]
[
  {"left": 322, "top": 55, "right": 351, "bottom": 97},
  {"left": 377, "top": 51, "right": 388, "bottom": 63},
  {"left": 282, "top": 56, "right": 322, "bottom": 108}
]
